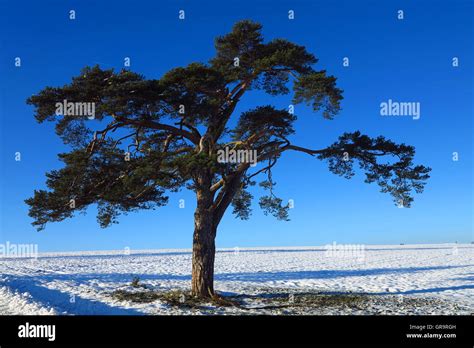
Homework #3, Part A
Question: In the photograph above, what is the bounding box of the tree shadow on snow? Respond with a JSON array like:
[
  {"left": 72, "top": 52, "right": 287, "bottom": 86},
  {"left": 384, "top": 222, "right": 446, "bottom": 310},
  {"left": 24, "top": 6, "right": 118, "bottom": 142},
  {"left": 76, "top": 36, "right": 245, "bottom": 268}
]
[
  {"left": 4, "top": 264, "right": 472, "bottom": 308},
  {"left": 6, "top": 264, "right": 471, "bottom": 285},
  {"left": 4, "top": 278, "right": 142, "bottom": 315},
  {"left": 214, "top": 264, "right": 472, "bottom": 282}
]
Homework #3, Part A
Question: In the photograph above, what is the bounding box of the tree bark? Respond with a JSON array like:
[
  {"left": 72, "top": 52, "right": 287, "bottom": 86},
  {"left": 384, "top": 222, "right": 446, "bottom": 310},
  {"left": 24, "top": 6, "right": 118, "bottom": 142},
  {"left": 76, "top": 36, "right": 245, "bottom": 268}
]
[
  {"left": 191, "top": 174, "right": 217, "bottom": 298},
  {"left": 190, "top": 170, "right": 243, "bottom": 298}
]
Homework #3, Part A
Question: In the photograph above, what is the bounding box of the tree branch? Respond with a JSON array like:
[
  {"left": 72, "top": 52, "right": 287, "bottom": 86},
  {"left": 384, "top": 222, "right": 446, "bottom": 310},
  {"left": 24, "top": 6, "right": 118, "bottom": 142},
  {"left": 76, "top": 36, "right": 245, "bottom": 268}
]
[{"left": 116, "top": 117, "right": 200, "bottom": 144}]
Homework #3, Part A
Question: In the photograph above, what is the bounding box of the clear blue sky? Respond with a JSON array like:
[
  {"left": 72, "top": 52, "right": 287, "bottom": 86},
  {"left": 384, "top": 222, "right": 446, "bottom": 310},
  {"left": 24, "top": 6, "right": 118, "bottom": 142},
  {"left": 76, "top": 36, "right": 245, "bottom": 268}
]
[{"left": 0, "top": 0, "right": 472, "bottom": 252}]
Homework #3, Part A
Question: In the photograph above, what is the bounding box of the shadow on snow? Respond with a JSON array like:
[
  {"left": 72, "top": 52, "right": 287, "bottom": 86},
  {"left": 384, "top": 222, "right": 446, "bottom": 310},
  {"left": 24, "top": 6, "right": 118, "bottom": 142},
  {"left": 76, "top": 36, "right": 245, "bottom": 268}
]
[{"left": 3, "top": 264, "right": 473, "bottom": 311}]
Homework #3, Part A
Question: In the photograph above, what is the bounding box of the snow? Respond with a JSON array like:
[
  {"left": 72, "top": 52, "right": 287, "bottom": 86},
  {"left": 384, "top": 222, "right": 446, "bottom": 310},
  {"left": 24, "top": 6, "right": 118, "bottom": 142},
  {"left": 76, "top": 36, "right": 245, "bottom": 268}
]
[{"left": 0, "top": 243, "right": 472, "bottom": 315}]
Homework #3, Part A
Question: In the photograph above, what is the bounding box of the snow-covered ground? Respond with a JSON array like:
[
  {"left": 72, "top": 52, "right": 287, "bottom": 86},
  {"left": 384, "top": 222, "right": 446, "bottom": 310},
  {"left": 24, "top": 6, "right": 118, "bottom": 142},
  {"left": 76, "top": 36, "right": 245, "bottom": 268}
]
[{"left": 0, "top": 244, "right": 472, "bottom": 315}]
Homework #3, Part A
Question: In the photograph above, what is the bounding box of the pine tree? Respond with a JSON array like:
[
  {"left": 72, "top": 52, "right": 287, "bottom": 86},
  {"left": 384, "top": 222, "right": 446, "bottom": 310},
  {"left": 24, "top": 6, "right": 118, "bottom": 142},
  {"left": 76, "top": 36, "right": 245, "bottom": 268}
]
[{"left": 25, "top": 20, "right": 430, "bottom": 298}]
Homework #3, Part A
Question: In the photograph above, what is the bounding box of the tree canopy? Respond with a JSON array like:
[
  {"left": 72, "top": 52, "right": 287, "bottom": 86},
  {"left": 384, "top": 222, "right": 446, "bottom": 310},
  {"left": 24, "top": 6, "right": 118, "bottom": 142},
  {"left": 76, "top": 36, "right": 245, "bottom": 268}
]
[{"left": 25, "top": 20, "right": 431, "bottom": 231}]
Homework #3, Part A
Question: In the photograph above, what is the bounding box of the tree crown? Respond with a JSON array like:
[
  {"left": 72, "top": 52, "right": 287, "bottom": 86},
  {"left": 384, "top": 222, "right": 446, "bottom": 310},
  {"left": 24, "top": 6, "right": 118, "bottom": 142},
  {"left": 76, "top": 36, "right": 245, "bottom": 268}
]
[{"left": 25, "top": 20, "right": 430, "bottom": 230}]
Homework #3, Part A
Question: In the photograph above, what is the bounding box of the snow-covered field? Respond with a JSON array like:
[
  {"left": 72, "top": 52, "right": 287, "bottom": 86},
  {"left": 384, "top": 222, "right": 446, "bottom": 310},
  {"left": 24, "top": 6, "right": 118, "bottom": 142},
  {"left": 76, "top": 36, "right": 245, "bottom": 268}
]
[{"left": 0, "top": 244, "right": 472, "bottom": 315}]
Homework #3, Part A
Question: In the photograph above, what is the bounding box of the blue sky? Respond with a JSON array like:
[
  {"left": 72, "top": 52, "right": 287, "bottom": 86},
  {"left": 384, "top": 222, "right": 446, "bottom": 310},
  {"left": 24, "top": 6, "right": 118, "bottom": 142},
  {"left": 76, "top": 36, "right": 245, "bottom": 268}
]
[{"left": 0, "top": 0, "right": 472, "bottom": 252}]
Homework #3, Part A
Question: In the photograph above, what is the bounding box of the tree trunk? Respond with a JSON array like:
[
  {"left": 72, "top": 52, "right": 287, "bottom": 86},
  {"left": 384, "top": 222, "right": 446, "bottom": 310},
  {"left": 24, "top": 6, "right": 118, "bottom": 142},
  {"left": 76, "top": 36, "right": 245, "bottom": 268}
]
[
  {"left": 191, "top": 213, "right": 216, "bottom": 298},
  {"left": 190, "top": 170, "right": 243, "bottom": 298},
  {"left": 191, "top": 175, "right": 216, "bottom": 298}
]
